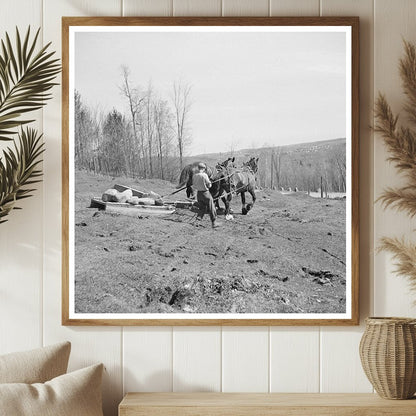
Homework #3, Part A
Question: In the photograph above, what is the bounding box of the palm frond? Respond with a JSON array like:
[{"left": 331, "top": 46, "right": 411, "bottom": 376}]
[
  {"left": 0, "top": 127, "right": 44, "bottom": 223},
  {"left": 0, "top": 27, "right": 61, "bottom": 141}
]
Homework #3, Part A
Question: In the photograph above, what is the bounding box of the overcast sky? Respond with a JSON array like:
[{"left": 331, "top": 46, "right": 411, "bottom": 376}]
[{"left": 74, "top": 29, "right": 347, "bottom": 156}]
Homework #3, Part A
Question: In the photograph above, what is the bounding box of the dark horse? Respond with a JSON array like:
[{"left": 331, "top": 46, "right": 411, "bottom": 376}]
[
  {"left": 209, "top": 161, "right": 234, "bottom": 217},
  {"left": 177, "top": 162, "right": 213, "bottom": 198},
  {"left": 231, "top": 157, "right": 258, "bottom": 215},
  {"left": 177, "top": 157, "right": 235, "bottom": 199},
  {"left": 216, "top": 156, "right": 236, "bottom": 171}
]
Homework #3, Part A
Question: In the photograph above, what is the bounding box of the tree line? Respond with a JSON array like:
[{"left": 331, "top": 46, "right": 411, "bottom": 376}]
[
  {"left": 74, "top": 67, "right": 192, "bottom": 181},
  {"left": 254, "top": 143, "right": 346, "bottom": 194},
  {"left": 74, "top": 67, "right": 346, "bottom": 194}
]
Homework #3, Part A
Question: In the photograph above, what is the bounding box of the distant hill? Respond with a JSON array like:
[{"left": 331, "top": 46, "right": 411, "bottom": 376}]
[
  {"left": 187, "top": 138, "right": 345, "bottom": 164},
  {"left": 184, "top": 138, "right": 346, "bottom": 192}
]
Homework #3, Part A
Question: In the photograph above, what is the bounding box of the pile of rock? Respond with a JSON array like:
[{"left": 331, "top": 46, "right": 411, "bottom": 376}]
[{"left": 102, "top": 187, "right": 163, "bottom": 206}]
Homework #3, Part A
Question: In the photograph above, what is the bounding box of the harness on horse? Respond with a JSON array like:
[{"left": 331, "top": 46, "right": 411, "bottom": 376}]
[
  {"left": 210, "top": 164, "right": 256, "bottom": 203},
  {"left": 163, "top": 158, "right": 257, "bottom": 202}
]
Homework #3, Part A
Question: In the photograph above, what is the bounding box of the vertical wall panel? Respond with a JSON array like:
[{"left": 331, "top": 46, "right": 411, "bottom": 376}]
[
  {"left": 0, "top": 0, "right": 41, "bottom": 34},
  {"left": 173, "top": 0, "right": 221, "bottom": 16},
  {"left": 270, "top": 0, "right": 319, "bottom": 16},
  {"left": 173, "top": 327, "right": 221, "bottom": 391},
  {"left": 269, "top": 0, "right": 321, "bottom": 395},
  {"left": 320, "top": 327, "right": 373, "bottom": 392},
  {"left": 0, "top": 0, "right": 43, "bottom": 355},
  {"left": 124, "top": 328, "right": 173, "bottom": 393},
  {"left": 222, "top": 327, "right": 269, "bottom": 392},
  {"left": 270, "top": 327, "right": 320, "bottom": 392},
  {"left": 42, "top": 2, "right": 123, "bottom": 415},
  {"left": 222, "top": 0, "right": 269, "bottom": 16},
  {"left": 374, "top": 0, "right": 416, "bottom": 317},
  {"left": 320, "top": 0, "right": 374, "bottom": 393},
  {"left": 124, "top": 0, "right": 172, "bottom": 16},
  {"left": 122, "top": 0, "right": 174, "bottom": 401}
]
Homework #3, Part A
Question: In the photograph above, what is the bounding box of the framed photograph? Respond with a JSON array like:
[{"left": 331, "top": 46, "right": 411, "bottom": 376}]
[{"left": 62, "top": 17, "right": 359, "bottom": 325}]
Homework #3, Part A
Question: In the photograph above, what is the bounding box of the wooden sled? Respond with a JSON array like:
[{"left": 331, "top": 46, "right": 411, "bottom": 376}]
[{"left": 90, "top": 198, "right": 175, "bottom": 216}]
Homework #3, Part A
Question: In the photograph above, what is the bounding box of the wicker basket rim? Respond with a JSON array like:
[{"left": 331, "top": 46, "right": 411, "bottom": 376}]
[{"left": 366, "top": 316, "right": 416, "bottom": 325}]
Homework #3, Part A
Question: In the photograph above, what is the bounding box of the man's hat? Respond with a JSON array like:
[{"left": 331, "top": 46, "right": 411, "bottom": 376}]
[{"left": 198, "top": 162, "right": 206, "bottom": 170}]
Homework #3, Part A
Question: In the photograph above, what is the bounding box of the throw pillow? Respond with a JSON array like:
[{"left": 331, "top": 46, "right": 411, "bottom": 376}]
[
  {"left": 0, "top": 341, "right": 71, "bottom": 384},
  {"left": 0, "top": 363, "right": 104, "bottom": 416}
]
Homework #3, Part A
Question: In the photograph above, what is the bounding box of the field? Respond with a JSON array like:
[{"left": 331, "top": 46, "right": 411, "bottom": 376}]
[{"left": 74, "top": 170, "right": 347, "bottom": 314}]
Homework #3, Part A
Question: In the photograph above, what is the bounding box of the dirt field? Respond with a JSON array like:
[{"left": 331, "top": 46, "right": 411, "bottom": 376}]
[{"left": 74, "top": 170, "right": 347, "bottom": 314}]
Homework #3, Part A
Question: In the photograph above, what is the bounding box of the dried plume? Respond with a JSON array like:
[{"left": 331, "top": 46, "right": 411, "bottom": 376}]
[
  {"left": 378, "top": 237, "right": 416, "bottom": 297},
  {"left": 378, "top": 187, "right": 416, "bottom": 218},
  {"left": 376, "top": 40, "right": 416, "bottom": 294}
]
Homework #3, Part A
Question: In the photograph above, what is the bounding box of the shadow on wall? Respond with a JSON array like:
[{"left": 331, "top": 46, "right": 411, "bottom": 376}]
[
  {"left": 123, "top": 368, "right": 216, "bottom": 393},
  {"left": 0, "top": 195, "right": 44, "bottom": 354},
  {"left": 102, "top": 365, "right": 124, "bottom": 416},
  {"left": 70, "top": 0, "right": 115, "bottom": 14}
]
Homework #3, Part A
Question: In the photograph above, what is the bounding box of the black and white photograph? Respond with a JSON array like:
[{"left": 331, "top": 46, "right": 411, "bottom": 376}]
[{"left": 63, "top": 19, "right": 358, "bottom": 324}]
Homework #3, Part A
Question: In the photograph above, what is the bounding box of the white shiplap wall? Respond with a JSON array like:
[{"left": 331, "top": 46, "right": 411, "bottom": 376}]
[
  {"left": 0, "top": 0, "right": 44, "bottom": 356},
  {"left": 1, "top": 1, "right": 416, "bottom": 415}
]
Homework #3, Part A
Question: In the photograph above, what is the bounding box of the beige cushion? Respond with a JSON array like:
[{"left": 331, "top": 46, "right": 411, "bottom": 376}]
[
  {"left": 0, "top": 363, "right": 104, "bottom": 416},
  {"left": 0, "top": 342, "right": 71, "bottom": 384}
]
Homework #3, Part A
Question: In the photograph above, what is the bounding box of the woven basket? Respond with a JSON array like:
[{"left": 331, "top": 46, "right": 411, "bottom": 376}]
[{"left": 359, "top": 317, "right": 416, "bottom": 399}]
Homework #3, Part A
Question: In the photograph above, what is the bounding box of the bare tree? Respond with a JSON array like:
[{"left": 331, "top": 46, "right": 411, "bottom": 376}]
[
  {"left": 271, "top": 147, "right": 282, "bottom": 189},
  {"left": 154, "top": 98, "right": 173, "bottom": 180},
  {"left": 331, "top": 145, "right": 346, "bottom": 192},
  {"left": 101, "top": 109, "right": 129, "bottom": 176},
  {"left": 74, "top": 90, "right": 100, "bottom": 172},
  {"left": 144, "top": 82, "right": 155, "bottom": 177},
  {"left": 172, "top": 81, "right": 192, "bottom": 170},
  {"left": 120, "top": 66, "right": 145, "bottom": 177}
]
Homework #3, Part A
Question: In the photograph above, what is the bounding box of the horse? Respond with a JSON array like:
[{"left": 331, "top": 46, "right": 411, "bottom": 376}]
[
  {"left": 216, "top": 156, "right": 235, "bottom": 171},
  {"left": 208, "top": 164, "right": 233, "bottom": 217},
  {"left": 231, "top": 157, "right": 259, "bottom": 215},
  {"left": 242, "top": 156, "right": 259, "bottom": 173},
  {"left": 177, "top": 157, "right": 235, "bottom": 200},
  {"left": 176, "top": 162, "right": 214, "bottom": 198}
]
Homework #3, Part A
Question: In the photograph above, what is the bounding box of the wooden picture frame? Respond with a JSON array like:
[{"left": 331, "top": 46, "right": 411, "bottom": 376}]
[{"left": 62, "top": 16, "right": 359, "bottom": 326}]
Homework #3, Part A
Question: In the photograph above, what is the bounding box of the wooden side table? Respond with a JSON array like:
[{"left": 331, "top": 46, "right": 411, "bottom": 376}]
[{"left": 119, "top": 392, "right": 416, "bottom": 415}]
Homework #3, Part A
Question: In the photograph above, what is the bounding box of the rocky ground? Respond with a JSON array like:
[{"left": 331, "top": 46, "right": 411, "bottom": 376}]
[{"left": 74, "top": 170, "right": 347, "bottom": 314}]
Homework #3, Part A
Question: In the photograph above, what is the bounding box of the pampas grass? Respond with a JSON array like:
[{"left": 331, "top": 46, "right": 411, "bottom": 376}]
[
  {"left": 376, "top": 40, "right": 416, "bottom": 295},
  {"left": 378, "top": 188, "right": 416, "bottom": 218},
  {"left": 378, "top": 237, "right": 416, "bottom": 294}
]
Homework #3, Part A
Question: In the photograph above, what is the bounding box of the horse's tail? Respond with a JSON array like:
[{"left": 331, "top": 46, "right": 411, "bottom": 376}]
[{"left": 177, "top": 166, "right": 191, "bottom": 188}]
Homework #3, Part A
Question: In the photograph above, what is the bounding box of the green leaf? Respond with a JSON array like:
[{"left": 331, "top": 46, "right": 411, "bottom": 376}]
[
  {"left": 15, "top": 27, "right": 23, "bottom": 74},
  {"left": 0, "top": 128, "right": 46, "bottom": 222},
  {"left": 0, "top": 26, "right": 60, "bottom": 142},
  {"left": 21, "top": 27, "right": 30, "bottom": 70},
  {"left": 0, "top": 27, "right": 58, "bottom": 223}
]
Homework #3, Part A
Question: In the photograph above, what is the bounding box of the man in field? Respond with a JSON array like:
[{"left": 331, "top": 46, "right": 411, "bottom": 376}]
[{"left": 193, "top": 162, "right": 219, "bottom": 228}]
